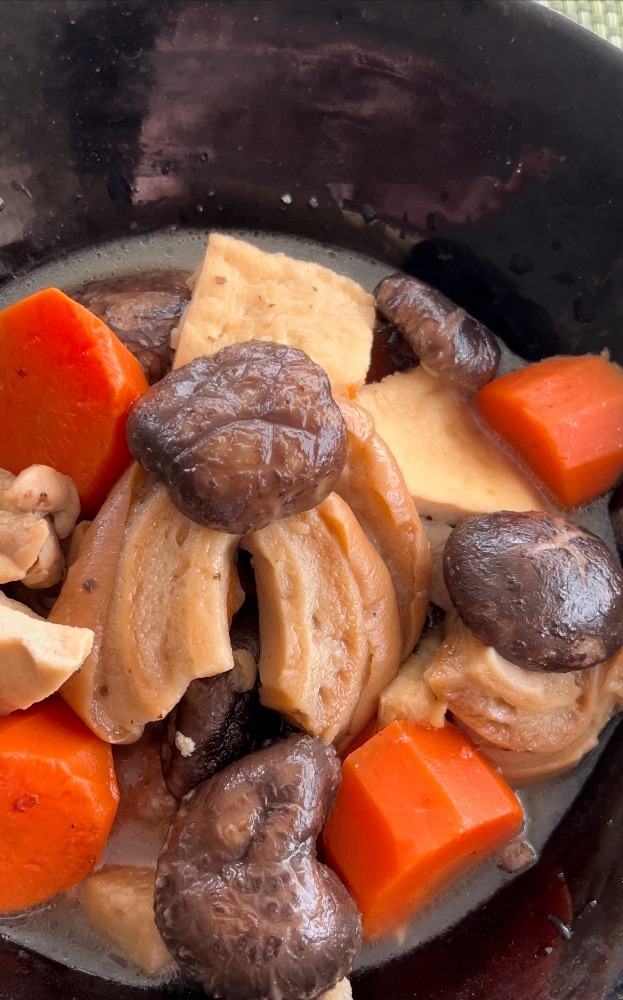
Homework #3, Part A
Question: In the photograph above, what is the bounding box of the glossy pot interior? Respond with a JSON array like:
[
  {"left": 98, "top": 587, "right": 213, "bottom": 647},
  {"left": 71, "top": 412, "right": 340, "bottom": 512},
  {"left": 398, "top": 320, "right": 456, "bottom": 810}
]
[{"left": 1, "top": 2, "right": 623, "bottom": 998}]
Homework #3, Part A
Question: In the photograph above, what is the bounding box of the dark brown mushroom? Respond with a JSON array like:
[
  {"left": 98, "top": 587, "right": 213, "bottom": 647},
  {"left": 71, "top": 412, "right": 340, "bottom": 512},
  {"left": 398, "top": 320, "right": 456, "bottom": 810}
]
[
  {"left": 374, "top": 273, "right": 500, "bottom": 391},
  {"left": 72, "top": 270, "right": 191, "bottom": 384},
  {"left": 365, "top": 318, "right": 418, "bottom": 383},
  {"left": 160, "top": 602, "right": 261, "bottom": 800},
  {"left": 126, "top": 340, "right": 348, "bottom": 533},
  {"left": 443, "top": 510, "right": 623, "bottom": 671},
  {"left": 154, "top": 734, "right": 362, "bottom": 1000}
]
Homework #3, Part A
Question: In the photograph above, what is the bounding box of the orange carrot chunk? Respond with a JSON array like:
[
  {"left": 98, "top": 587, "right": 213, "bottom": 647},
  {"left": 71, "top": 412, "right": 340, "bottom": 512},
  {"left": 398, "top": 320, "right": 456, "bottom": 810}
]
[
  {"left": 475, "top": 354, "right": 623, "bottom": 509},
  {"left": 0, "top": 697, "right": 119, "bottom": 913},
  {"left": 0, "top": 287, "right": 148, "bottom": 515},
  {"left": 323, "top": 719, "right": 523, "bottom": 940}
]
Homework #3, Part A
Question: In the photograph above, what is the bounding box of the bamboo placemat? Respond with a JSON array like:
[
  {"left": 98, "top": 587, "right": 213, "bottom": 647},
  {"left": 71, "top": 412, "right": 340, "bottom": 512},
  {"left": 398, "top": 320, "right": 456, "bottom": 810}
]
[{"left": 536, "top": 0, "right": 623, "bottom": 47}]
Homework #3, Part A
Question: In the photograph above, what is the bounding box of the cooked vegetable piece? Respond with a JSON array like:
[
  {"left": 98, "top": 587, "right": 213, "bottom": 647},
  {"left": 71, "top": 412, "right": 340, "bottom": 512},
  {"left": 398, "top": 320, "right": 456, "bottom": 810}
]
[
  {"left": 52, "top": 470, "right": 240, "bottom": 744},
  {"left": 444, "top": 511, "right": 623, "bottom": 671},
  {"left": 155, "top": 734, "right": 362, "bottom": 1000},
  {"left": 173, "top": 232, "right": 375, "bottom": 391},
  {"left": 127, "top": 341, "right": 348, "bottom": 533},
  {"left": 0, "top": 591, "right": 93, "bottom": 714},
  {"left": 377, "top": 627, "right": 446, "bottom": 729},
  {"left": 358, "top": 368, "right": 548, "bottom": 523},
  {"left": 323, "top": 719, "right": 523, "bottom": 939},
  {"left": 374, "top": 274, "right": 500, "bottom": 390},
  {"left": 242, "top": 494, "right": 400, "bottom": 747},
  {"left": 336, "top": 399, "right": 431, "bottom": 660},
  {"left": 49, "top": 464, "right": 143, "bottom": 739},
  {"left": 83, "top": 866, "right": 176, "bottom": 977},
  {"left": 73, "top": 269, "right": 191, "bottom": 384},
  {"left": 420, "top": 519, "right": 453, "bottom": 611},
  {"left": 0, "top": 697, "right": 118, "bottom": 913},
  {"left": 319, "top": 494, "right": 402, "bottom": 753},
  {"left": 475, "top": 354, "right": 623, "bottom": 508},
  {"left": 425, "top": 617, "right": 615, "bottom": 782},
  {"left": 0, "top": 287, "right": 148, "bottom": 514}
]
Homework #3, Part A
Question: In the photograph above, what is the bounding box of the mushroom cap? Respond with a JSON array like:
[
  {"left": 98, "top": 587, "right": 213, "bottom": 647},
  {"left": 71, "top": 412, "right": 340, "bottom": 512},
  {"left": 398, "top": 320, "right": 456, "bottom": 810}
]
[
  {"left": 374, "top": 273, "right": 500, "bottom": 392},
  {"left": 127, "top": 340, "right": 349, "bottom": 534},
  {"left": 155, "top": 734, "right": 362, "bottom": 1000},
  {"left": 73, "top": 269, "right": 191, "bottom": 384},
  {"left": 443, "top": 511, "right": 623, "bottom": 671}
]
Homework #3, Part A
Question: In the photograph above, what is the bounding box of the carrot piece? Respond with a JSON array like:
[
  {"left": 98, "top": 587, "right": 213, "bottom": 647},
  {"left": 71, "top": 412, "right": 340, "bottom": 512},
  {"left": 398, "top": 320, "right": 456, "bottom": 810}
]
[
  {"left": 0, "top": 697, "right": 119, "bottom": 913},
  {"left": 475, "top": 354, "right": 623, "bottom": 508},
  {"left": 323, "top": 719, "right": 523, "bottom": 939},
  {"left": 0, "top": 287, "right": 148, "bottom": 515}
]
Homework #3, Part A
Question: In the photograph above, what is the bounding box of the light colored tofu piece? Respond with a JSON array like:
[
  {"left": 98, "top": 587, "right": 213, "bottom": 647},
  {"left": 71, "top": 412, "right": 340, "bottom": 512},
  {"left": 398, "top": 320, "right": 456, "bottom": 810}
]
[
  {"left": 0, "top": 591, "right": 93, "bottom": 714},
  {"left": 173, "top": 233, "right": 375, "bottom": 391},
  {"left": 83, "top": 865, "right": 176, "bottom": 978},
  {"left": 358, "top": 368, "right": 550, "bottom": 523}
]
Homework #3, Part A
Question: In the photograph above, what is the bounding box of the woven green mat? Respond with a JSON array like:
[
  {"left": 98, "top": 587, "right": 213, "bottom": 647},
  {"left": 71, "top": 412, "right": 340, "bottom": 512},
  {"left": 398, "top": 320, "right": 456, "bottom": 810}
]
[{"left": 537, "top": 0, "right": 623, "bottom": 47}]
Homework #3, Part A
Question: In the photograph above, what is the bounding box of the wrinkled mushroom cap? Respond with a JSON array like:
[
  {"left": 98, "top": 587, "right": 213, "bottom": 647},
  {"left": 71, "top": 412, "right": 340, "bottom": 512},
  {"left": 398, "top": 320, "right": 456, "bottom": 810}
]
[{"left": 444, "top": 511, "right": 623, "bottom": 671}]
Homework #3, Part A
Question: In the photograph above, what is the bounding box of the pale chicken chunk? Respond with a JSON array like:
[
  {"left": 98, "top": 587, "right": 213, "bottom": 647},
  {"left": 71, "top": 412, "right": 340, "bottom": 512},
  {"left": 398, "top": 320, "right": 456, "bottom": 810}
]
[
  {"left": 173, "top": 233, "right": 375, "bottom": 391},
  {"left": 358, "top": 368, "right": 550, "bottom": 523}
]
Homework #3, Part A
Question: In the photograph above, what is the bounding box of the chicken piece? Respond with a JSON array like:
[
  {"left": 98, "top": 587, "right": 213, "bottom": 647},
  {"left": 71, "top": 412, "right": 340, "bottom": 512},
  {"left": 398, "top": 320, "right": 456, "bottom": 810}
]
[
  {"left": 83, "top": 866, "right": 176, "bottom": 978},
  {"left": 173, "top": 233, "right": 375, "bottom": 392},
  {"left": 378, "top": 627, "right": 446, "bottom": 729},
  {"left": 335, "top": 399, "right": 431, "bottom": 660},
  {"left": 0, "top": 590, "right": 93, "bottom": 714},
  {"left": 0, "top": 507, "right": 61, "bottom": 588},
  {"left": 242, "top": 494, "right": 401, "bottom": 748},
  {"left": 0, "top": 464, "right": 80, "bottom": 589},
  {"left": 0, "top": 469, "right": 64, "bottom": 589},
  {"left": 358, "top": 368, "right": 550, "bottom": 523},
  {"left": 51, "top": 467, "right": 240, "bottom": 743},
  {"left": 425, "top": 617, "right": 610, "bottom": 782}
]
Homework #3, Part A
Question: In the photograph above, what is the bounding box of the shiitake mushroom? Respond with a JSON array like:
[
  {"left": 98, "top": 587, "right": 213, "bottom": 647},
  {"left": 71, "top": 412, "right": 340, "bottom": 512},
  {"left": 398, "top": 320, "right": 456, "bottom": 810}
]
[
  {"left": 155, "top": 734, "right": 362, "bottom": 1000},
  {"left": 443, "top": 510, "right": 623, "bottom": 672},
  {"left": 374, "top": 273, "right": 500, "bottom": 391}
]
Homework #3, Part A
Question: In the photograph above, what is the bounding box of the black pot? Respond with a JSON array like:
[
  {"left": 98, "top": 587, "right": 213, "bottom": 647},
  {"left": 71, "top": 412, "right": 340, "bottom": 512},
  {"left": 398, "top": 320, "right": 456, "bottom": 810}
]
[{"left": 1, "top": 2, "right": 623, "bottom": 998}]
